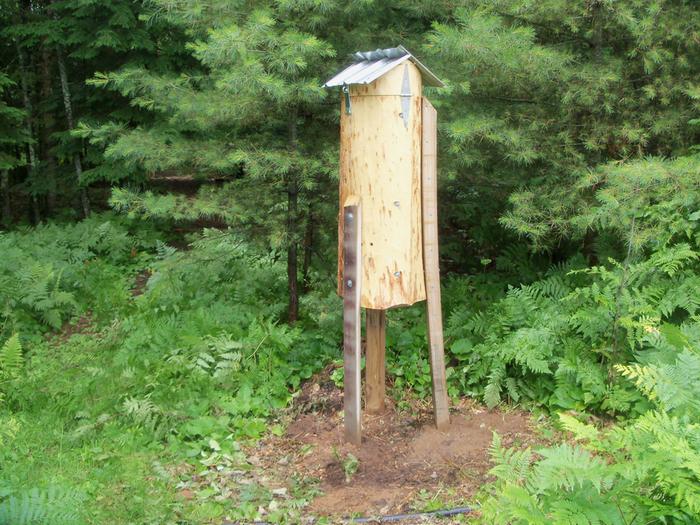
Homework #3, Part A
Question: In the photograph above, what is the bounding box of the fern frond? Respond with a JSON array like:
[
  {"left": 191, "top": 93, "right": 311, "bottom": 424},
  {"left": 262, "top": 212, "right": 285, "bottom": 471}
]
[
  {"left": 646, "top": 244, "right": 698, "bottom": 276},
  {"left": 484, "top": 364, "right": 505, "bottom": 408},
  {"left": 489, "top": 433, "right": 533, "bottom": 483},
  {"left": 0, "top": 334, "right": 22, "bottom": 381},
  {"left": 558, "top": 413, "right": 599, "bottom": 442},
  {"left": 531, "top": 444, "right": 613, "bottom": 494},
  {"left": 0, "top": 486, "right": 84, "bottom": 525}
]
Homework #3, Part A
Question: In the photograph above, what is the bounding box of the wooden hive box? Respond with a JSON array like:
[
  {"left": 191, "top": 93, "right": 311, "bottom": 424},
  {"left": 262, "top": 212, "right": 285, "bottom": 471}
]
[
  {"left": 326, "top": 47, "right": 443, "bottom": 310},
  {"left": 325, "top": 48, "right": 450, "bottom": 443}
]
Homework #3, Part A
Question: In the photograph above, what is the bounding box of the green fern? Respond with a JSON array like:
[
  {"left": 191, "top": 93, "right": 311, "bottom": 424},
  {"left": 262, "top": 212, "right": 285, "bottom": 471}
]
[
  {"left": 558, "top": 413, "right": 599, "bottom": 442},
  {"left": 533, "top": 444, "right": 613, "bottom": 493},
  {"left": 121, "top": 396, "right": 167, "bottom": 434},
  {"left": 484, "top": 363, "right": 506, "bottom": 408},
  {"left": 488, "top": 433, "right": 533, "bottom": 484},
  {"left": 0, "top": 486, "right": 84, "bottom": 525},
  {"left": 617, "top": 350, "right": 700, "bottom": 417},
  {"left": 483, "top": 329, "right": 700, "bottom": 524},
  {"left": 0, "top": 334, "right": 22, "bottom": 381},
  {"left": 0, "top": 334, "right": 22, "bottom": 407}
]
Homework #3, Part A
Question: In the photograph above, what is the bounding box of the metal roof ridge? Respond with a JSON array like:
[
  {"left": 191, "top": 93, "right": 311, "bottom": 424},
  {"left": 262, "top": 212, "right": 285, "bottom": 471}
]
[
  {"left": 396, "top": 45, "right": 444, "bottom": 88},
  {"left": 323, "top": 45, "right": 444, "bottom": 88}
]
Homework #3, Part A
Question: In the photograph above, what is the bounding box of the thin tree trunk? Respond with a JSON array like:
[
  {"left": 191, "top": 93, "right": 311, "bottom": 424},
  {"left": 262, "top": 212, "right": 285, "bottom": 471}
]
[
  {"left": 15, "top": 39, "right": 41, "bottom": 224},
  {"left": 286, "top": 113, "right": 300, "bottom": 324},
  {"left": 56, "top": 47, "right": 90, "bottom": 218},
  {"left": 1, "top": 170, "right": 10, "bottom": 226},
  {"left": 301, "top": 204, "right": 314, "bottom": 293},
  {"left": 592, "top": 0, "right": 604, "bottom": 63},
  {"left": 40, "top": 43, "right": 57, "bottom": 214}
]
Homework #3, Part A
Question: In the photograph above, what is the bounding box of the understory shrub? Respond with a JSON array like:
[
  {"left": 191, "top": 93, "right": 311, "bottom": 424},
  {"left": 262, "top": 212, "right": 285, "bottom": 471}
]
[
  {"left": 0, "top": 214, "right": 158, "bottom": 342},
  {"left": 444, "top": 155, "right": 700, "bottom": 417},
  {"left": 0, "top": 216, "right": 339, "bottom": 522},
  {"left": 483, "top": 318, "right": 700, "bottom": 524}
]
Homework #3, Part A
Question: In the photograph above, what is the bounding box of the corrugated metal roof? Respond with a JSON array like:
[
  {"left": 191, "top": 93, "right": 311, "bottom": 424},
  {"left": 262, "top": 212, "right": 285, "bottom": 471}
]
[{"left": 324, "top": 46, "right": 444, "bottom": 88}]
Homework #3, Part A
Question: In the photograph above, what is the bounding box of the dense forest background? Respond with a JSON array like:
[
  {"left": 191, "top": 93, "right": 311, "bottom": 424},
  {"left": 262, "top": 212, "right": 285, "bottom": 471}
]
[
  {"left": 1, "top": 0, "right": 700, "bottom": 523},
  {"left": 3, "top": 0, "right": 697, "bottom": 322}
]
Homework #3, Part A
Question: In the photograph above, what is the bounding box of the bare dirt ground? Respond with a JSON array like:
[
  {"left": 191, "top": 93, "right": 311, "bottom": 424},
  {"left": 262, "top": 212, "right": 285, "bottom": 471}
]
[{"left": 248, "top": 366, "right": 542, "bottom": 521}]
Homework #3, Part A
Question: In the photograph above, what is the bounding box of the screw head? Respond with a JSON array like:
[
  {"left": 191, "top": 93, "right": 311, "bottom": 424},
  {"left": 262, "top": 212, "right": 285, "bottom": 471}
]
[
  {"left": 346, "top": 212, "right": 353, "bottom": 221},
  {"left": 346, "top": 279, "right": 353, "bottom": 288}
]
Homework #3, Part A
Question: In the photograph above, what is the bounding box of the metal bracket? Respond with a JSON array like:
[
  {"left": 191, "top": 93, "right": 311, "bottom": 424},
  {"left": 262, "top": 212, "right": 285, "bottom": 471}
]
[
  {"left": 343, "top": 84, "right": 351, "bottom": 115},
  {"left": 400, "top": 64, "right": 411, "bottom": 129}
]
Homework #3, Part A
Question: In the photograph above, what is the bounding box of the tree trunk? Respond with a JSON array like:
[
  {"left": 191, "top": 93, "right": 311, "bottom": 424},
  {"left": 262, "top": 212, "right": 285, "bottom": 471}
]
[
  {"left": 56, "top": 47, "right": 90, "bottom": 218},
  {"left": 592, "top": 0, "right": 604, "bottom": 63},
  {"left": 1, "top": 170, "right": 10, "bottom": 226},
  {"left": 40, "top": 43, "right": 57, "bottom": 214},
  {"left": 286, "top": 113, "right": 300, "bottom": 323},
  {"left": 15, "top": 38, "right": 41, "bottom": 224},
  {"left": 301, "top": 204, "right": 314, "bottom": 293}
]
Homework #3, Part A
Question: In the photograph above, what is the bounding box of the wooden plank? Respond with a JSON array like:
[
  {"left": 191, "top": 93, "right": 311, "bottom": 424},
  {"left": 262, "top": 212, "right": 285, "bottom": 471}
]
[
  {"left": 365, "top": 308, "right": 386, "bottom": 413},
  {"left": 421, "top": 98, "right": 450, "bottom": 431},
  {"left": 338, "top": 62, "right": 426, "bottom": 310},
  {"left": 342, "top": 197, "right": 362, "bottom": 445}
]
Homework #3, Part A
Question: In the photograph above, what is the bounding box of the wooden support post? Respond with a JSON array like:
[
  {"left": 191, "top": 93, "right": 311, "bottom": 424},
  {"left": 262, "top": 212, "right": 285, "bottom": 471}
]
[
  {"left": 365, "top": 308, "right": 386, "bottom": 413},
  {"left": 421, "top": 98, "right": 450, "bottom": 431},
  {"left": 343, "top": 198, "right": 362, "bottom": 445}
]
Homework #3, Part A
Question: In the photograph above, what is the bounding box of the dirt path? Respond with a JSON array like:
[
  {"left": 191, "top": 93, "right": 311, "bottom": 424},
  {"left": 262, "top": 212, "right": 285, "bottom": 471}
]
[{"left": 249, "top": 367, "right": 541, "bottom": 520}]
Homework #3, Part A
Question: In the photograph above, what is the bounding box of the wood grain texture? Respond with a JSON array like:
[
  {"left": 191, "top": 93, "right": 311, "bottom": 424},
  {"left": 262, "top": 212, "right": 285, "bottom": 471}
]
[
  {"left": 338, "top": 62, "right": 426, "bottom": 310},
  {"left": 365, "top": 308, "right": 386, "bottom": 413},
  {"left": 421, "top": 98, "right": 450, "bottom": 431},
  {"left": 342, "top": 197, "right": 362, "bottom": 445}
]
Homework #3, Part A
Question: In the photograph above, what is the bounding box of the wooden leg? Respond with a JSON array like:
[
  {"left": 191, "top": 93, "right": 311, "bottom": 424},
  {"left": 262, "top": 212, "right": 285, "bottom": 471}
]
[
  {"left": 365, "top": 308, "right": 386, "bottom": 413},
  {"left": 343, "top": 200, "right": 362, "bottom": 445},
  {"left": 421, "top": 98, "right": 450, "bottom": 431}
]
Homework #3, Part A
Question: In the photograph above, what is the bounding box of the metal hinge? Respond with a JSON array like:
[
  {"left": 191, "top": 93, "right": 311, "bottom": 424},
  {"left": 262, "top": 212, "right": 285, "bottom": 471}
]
[{"left": 343, "top": 84, "right": 351, "bottom": 115}]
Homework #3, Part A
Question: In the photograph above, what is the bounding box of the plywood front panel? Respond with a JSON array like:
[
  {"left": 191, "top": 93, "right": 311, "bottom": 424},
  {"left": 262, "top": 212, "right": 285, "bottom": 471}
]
[{"left": 338, "top": 62, "right": 426, "bottom": 309}]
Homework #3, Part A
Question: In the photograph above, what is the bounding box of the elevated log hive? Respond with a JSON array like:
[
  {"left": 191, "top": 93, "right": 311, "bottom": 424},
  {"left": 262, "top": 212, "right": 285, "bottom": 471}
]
[{"left": 337, "top": 62, "right": 426, "bottom": 309}]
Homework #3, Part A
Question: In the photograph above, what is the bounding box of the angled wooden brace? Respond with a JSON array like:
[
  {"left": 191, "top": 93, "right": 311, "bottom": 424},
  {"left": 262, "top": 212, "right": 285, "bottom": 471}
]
[{"left": 422, "top": 98, "right": 450, "bottom": 430}]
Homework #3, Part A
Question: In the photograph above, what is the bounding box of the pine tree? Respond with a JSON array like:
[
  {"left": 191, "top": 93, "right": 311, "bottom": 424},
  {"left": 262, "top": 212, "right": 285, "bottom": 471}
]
[
  {"left": 0, "top": 73, "right": 27, "bottom": 226},
  {"left": 89, "top": 0, "right": 409, "bottom": 322},
  {"left": 424, "top": 0, "right": 700, "bottom": 261},
  {"left": 1, "top": 0, "right": 171, "bottom": 221}
]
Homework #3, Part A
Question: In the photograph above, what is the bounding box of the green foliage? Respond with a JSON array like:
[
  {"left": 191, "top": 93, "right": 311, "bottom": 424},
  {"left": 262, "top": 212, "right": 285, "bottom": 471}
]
[
  {"left": 482, "top": 320, "right": 700, "bottom": 524},
  {"left": 506, "top": 155, "right": 700, "bottom": 250},
  {"left": 0, "top": 334, "right": 23, "bottom": 382},
  {"left": 1, "top": 214, "right": 338, "bottom": 522},
  {"left": 444, "top": 154, "right": 700, "bottom": 416},
  {"left": 479, "top": 154, "right": 700, "bottom": 521},
  {"left": 332, "top": 448, "right": 359, "bottom": 483},
  {"left": 86, "top": 0, "right": 343, "bottom": 262},
  {"left": 0, "top": 486, "right": 85, "bottom": 525},
  {"left": 0, "top": 334, "right": 22, "bottom": 407},
  {"left": 425, "top": 0, "right": 700, "bottom": 261},
  {"left": 0, "top": 214, "right": 156, "bottom": 340},
  {"left": 0, "top": 73, "right": 27, "bottom": 173}
]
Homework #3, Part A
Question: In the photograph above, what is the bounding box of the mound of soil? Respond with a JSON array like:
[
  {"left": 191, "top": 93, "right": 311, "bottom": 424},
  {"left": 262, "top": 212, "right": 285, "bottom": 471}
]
[{"left": 250, "top": 367, "right": 540, "bottom": 519}]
